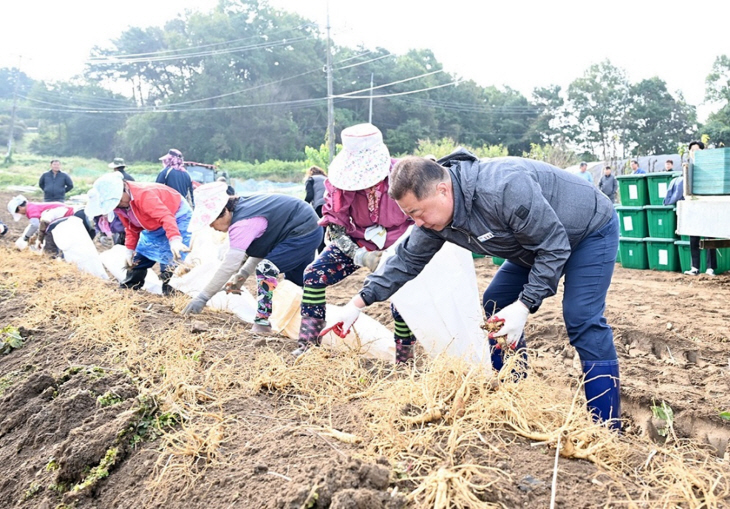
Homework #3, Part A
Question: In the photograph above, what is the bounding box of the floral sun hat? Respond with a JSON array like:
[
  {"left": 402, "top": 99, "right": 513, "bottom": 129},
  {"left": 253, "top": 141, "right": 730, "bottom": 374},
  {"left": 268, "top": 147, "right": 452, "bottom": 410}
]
[
  {"left": 328, "top": 123, "right": 391, "bottom": 191},
  {"left": 85, "top": 172, "right": 124, "bottom": 222},
  {"left": 188, "top": 181, "right": 230, "bottom": 232}
]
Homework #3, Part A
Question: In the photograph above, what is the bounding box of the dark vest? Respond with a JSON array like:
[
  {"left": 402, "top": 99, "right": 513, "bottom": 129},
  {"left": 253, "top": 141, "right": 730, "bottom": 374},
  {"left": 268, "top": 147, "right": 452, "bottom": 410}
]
[
  {"left": 310, "top": 175, "right": 326, "bottom": 209},
  {"left": 231, "top": 194, "right": 319, "bottom": 258}
]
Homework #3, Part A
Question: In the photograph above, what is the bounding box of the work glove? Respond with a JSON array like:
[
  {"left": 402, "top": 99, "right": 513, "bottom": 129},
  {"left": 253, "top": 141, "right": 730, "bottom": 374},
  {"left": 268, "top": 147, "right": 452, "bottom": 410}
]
[
  {"left": 353, "top": 247, "right": 383, "bottom": 272},
  {"left": 15, "top": 238, "right": 28, "bottom": 251},
  {"left": 32, "top": 240, "right": 42, "bottom": 251},
  {"left": 169, "top": 237, "right": 190, "bottom": 261},
  {"left": 182, "top": 295, "right": 208, "bottom": 315},
  {"left": 224, "top": 272, "right": 247, "bottom": 295},
  {"left": 489, "top": 300, "right": 529, "bottom": 350},
  {"left": 124, "top": 249, "right": 136, "bottom": 268},
  {"left": 320, "top": 301, "right": 362, "bottom": 338},
  {"left": 99, "top": 235, "right": 113, "bottom": 249}
]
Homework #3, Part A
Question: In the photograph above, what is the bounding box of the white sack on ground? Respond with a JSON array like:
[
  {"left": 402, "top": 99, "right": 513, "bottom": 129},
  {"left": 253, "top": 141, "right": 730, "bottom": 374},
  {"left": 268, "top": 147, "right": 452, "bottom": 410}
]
[
  {"left": 385, "top": 226, "right": 490, "bottom": 368},
  {"left": 169, "top": 227, "right": 257, "bottom": 323},
  {"left": 100, "top": 245, "right": 163, "bottom": 294},
  {"left": 270, "top": 279, "right": 394, "bottom": 362},
  {"left": 51, "top": 217, "right": 109, "bottom": 280},
  {"left": 170, "top": 260, "right": 257, "bottom": 323}
]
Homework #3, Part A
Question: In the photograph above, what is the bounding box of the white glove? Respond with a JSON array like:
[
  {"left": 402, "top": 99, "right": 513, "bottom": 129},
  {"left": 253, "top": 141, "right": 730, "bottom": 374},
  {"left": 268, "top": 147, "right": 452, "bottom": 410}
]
[
  {"left": 169, "top": 237, "right": 190, "bottom": 261},
  {"left": 353, "top": 247, "right": 383, "bottom": 272},
  {"left": 322, "top": 301, "right": 362, "bottom": 338},
  {"left": 490, "top": 300, "right": 530, "bottom": 349},
  {"left": 15, "top": 238, "right": 28, "bottom": 251},
  {"left": 124, "top": 249, "right": 136, "bottom": 268}
]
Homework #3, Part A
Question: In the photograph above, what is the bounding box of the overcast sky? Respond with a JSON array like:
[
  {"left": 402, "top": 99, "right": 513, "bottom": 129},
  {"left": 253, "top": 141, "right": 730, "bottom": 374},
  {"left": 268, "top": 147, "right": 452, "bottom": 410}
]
[{"left": 2, "top": 0, "right": 728, "bottom": 121}]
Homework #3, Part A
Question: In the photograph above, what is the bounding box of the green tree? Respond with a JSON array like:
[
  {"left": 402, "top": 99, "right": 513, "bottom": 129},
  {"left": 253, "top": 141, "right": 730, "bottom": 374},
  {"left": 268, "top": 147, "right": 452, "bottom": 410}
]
[
  {"left": 567, "top": 60, "right": 630, "bottom": 159},
  {"left": 624, "top": 77, "right": 697, "bottom": 155}
]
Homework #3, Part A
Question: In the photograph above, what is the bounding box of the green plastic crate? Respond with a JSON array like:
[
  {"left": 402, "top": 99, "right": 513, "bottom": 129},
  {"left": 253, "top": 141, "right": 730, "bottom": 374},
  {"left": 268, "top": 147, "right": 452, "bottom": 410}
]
[
  {"left": 619, "top": 238, "right": 649, "bottom": 269},
  {"left": 617, "top": 174, "right": 649, "bottom": 206},
  {"left": 644, "top": 205, "right": 677, "bottom": 239},
  {"left": 472, "top": 252, "right": 486, "bottom": 259},
  {"left": 493, "top": 257, "right": 505, "bottom": 266},
  {"left": 646, "top": 171, "right": 682, "bottom": 205},
  {"left": 693, "top": 148, "right": 730, "bottom": 195},
  {"left": 675, "top": 240, "right": 706, "bottom": 273},
  {"left": 616, "top": 206, "right": 648, "bottom": 238},
  {"left": 645, "top": 237, "right": 680, "bottom": 272}
]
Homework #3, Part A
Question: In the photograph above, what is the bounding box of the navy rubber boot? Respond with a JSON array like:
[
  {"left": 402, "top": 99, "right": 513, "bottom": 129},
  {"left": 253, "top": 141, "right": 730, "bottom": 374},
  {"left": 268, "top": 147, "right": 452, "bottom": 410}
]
[{"left": 582, "top": 359, "right": 621, "bottom": 430}]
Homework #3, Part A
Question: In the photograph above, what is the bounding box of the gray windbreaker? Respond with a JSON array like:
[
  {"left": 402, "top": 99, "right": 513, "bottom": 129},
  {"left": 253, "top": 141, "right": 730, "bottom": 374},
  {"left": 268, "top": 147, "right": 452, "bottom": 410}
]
[{"left": 360, "top": 150, "right": 615, "bottom": 311}]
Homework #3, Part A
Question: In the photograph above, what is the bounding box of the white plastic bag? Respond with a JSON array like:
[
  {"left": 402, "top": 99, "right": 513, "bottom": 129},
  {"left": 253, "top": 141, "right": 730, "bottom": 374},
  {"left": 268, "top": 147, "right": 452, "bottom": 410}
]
[
  {"left": 270, "top": 279, "right": 394, "bottom": 361},
  {"left": 52, "top": 217, "right": 109, "bottom": 280},
  {"left": 169, "top": 226, "right": 258, "bottom": 322},
  {"left": 386, "top": 227, "right": 490, "bottom": 368},
  {"left": 99, "top": 245, "right": 162, "bottom": 294}
]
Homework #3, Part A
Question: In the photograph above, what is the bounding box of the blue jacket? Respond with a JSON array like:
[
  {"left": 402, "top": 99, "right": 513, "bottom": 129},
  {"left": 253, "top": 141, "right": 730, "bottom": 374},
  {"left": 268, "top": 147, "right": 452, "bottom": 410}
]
[
  {"left": 663, "top": 176, "right": 684, "bottom": 205},
  {"left": 156, "top": 167, "right": 195, "bottom": 206}
]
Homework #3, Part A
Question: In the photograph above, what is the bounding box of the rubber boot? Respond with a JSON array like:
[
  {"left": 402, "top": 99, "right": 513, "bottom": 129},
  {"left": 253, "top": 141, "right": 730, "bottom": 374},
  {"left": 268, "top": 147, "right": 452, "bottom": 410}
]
[
  {"left": 582, "top": 359, "right": 621, "bottom": 430},
  {"left": 292, "top": 316, "right": 326, "bottom": 357},
  {"left": 159, "top": 269, "right": 176, "bottom": 296},
  {"left": 120, "top": 268, "right": 147, "bottom": 290}
]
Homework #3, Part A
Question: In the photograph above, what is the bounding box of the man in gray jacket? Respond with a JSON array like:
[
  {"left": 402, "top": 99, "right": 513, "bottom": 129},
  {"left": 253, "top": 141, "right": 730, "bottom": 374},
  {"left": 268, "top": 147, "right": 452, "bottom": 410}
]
[
  {"left": 38, "top": 159, "right": 74, "bottom": 202},
  {"left": 332, "top": 150, "right": 621, "bottom": 430},
  {"left": 598, "top": 165, "right": 618, "bottom": 202}
]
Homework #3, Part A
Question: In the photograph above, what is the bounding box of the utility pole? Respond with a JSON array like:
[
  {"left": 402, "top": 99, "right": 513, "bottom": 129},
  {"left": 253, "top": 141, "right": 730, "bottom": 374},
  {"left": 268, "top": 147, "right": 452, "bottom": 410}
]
[
  {"left": 368, "top": 73, "right": 374, "bottom": 124},
  {"left": 5, "top": 56, "right": 22, "bottom": 161},
  {"left": 325, "top": 5, "right": 335, "bottom": 163}
]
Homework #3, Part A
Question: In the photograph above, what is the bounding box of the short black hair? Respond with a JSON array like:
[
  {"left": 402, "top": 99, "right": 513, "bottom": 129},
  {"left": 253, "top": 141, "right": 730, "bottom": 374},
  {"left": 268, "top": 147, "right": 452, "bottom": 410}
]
[
  {"left": 50, "top": 159, "right": 60, "bottom": 164},
  {"left": 389, "top": 157, "right": 448, "bottom": 200},
  {"left": 688, "top": 140, "right": 705, "bottom": 150},
  {"left": 630, "top": 159, "right": 639, "bottom": 165}
]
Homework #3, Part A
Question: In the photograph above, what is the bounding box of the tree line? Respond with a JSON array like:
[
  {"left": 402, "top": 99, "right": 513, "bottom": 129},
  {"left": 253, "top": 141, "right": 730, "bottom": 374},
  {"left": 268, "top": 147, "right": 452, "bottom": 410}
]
[{"left": 2, "top": 0, "right": 730, "bottom": 165}]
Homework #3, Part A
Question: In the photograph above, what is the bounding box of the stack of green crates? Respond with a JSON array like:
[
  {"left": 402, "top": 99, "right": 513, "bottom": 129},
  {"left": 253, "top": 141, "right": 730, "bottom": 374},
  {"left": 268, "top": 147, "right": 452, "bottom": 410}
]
[
  {"left": 693, "top": 148, "right": 730, "bottom": 195},
  {"left": 616, "top": 180, "right": 649, "bottom": 268},
  {"left": 493, "top": 257, "right": 505, "bottom": 266},
  {"left": 643, "top": 203, "right": 680, "bottom": 271}
]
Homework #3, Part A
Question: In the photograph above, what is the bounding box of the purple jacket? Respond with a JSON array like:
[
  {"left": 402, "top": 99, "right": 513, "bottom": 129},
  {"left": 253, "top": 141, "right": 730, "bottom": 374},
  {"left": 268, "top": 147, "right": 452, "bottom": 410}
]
[{"left": 320, "top": 161, "right": 412, "bottom": 251}]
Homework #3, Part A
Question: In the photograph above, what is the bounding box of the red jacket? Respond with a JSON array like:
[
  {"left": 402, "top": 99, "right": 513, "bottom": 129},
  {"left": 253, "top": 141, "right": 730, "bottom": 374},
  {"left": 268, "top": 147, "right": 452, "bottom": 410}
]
[{"left": 118, "top": 182, "right": 182, "bottom": 250}]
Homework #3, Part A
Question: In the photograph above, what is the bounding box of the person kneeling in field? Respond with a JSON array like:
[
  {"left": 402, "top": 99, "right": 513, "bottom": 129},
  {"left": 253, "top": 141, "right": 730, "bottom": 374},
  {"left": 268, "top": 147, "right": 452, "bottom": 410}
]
[
  {"left": 331, "top": 151, "right": 622, "bottom": 430},
  {"left": 181, "top": 181, "right": 322, "bottom": 335},
  {"left": 6, "top": 195, "right": 74, "bottom": 250},
  {"left": 36, "top": 208, "right": 96, "bottom": 257},
  {"left": 85, "top": 173, "right": 192, "bottom": 295}
]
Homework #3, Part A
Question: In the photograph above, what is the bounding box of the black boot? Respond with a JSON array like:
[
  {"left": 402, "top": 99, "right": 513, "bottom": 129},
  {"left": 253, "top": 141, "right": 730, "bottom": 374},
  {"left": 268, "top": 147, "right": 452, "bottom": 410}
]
[
  {"left": 159, "top": 270, "right": 176, "bottom": 296},
  {"left": 120, "top": 268, "right": 147, "bottom": 290}
]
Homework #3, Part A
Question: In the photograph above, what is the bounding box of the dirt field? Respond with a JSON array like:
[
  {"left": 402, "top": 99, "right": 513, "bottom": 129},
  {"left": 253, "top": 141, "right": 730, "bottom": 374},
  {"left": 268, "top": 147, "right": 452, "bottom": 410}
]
[{"left": 1, "top": 190, "right": 729, "bottom": 508}]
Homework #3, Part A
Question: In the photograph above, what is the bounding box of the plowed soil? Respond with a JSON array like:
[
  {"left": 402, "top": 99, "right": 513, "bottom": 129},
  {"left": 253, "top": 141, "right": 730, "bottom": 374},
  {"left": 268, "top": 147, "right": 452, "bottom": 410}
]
[{"left": 1, "top": 191, "right": 729, "bottom": 508}]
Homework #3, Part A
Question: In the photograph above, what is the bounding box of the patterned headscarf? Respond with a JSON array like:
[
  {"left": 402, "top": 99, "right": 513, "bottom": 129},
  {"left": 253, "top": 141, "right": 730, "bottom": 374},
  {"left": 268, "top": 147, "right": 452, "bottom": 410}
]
[{"left": 161, "top": 149, "right": 186, "bottom": 172}]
